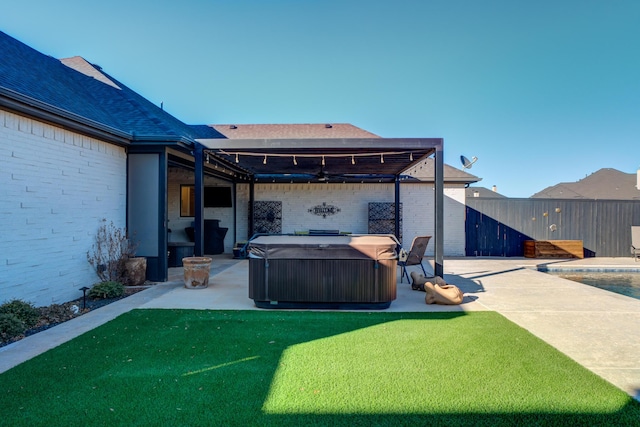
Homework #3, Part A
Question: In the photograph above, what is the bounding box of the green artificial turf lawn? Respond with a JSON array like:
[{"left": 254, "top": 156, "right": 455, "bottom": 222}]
[{"left": 1, "top": 310, "right": 639, "bottom": 426}]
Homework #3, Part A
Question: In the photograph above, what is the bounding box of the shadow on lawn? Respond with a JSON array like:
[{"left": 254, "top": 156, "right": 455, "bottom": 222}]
[{"left": 1, "top": 310, "right": 639, "bottom": 426}]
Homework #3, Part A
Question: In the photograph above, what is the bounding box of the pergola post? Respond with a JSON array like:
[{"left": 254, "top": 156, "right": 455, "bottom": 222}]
[
  {"left": 394, "top": 175, "right": 401, "bottom": 241},
  {"left": 434, "top": 144, "right": 444, "bottom": 277},
  {"left": 249, "top": 180, "right": 255, "bottom": 237},
  {"left": 193, "top": 143, "right": 204, "bottom": 256}
]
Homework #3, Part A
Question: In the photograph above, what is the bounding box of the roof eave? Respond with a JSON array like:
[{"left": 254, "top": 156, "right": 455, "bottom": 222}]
[
  {"left": 132, "top": 134, "right": 195, "bottom": 147},
  {"left": 0, "top": 86, "right": 132, "bottom": 146}
]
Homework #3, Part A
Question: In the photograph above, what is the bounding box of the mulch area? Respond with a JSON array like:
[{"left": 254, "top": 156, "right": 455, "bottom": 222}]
[{"left": 0, "top": 286, "right": 148, "bottom": 348}]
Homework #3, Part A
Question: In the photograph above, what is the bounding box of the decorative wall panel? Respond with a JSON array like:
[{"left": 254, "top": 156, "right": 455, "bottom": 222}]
[
  {"left": 368, "top": 202, "right": 402, "bottom": 242},
  {"left": 253, "top": 201, "right": 282, "bottom": 234}
]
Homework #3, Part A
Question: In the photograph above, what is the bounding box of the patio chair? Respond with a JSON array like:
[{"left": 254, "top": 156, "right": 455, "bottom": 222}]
[
  {"left": 632, "top": 226, "right": 640, "bottom": 261},
  {"left": 398, "top": 235, "right": 432, "bottom": 283}
]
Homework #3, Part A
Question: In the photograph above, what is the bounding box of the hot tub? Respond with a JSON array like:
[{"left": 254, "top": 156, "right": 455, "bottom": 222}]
[{"left": 248, "top": 235, "right": 398, "bottom": 309}]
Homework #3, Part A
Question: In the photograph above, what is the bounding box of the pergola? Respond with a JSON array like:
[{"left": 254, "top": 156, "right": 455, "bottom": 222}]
[{"left": 194, "top": 137, "right": 445, "bottom": 276}]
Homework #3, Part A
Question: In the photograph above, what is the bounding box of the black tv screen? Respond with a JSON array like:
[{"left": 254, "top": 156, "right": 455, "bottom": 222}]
[{"left": 204, "top": 187, "right": 232, "bottom": 208}]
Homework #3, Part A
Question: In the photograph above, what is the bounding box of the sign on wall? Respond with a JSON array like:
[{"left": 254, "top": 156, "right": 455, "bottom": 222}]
[{"left": 308, "top": 202, "right": 341, "bottom": 218}]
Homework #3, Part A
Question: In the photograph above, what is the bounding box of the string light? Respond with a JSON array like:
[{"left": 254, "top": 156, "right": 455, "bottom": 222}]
[{"left": 215, "top": 149, "right": 424, "bottom": 166}]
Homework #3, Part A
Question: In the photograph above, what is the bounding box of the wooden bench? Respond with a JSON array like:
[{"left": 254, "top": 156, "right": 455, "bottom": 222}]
[{"left": 524, "top": 240, "right": 584, "bottom": 259}]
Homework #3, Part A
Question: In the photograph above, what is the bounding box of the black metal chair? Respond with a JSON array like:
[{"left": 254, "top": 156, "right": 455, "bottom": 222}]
[{"left": 398, "top": 235, "right": 432, "bottom": 283}]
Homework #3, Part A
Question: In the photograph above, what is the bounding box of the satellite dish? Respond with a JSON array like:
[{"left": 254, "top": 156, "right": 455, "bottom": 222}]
[{"left": 460, "top": 155, "right": 478, "bottom": 169}]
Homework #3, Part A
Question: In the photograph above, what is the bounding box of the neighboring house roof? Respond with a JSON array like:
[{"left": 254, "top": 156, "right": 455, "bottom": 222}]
[
  {"left": 60, "top": 56, "right": 121, "bottom": 90},
  {"left": 404, "top": 157, "right": 481, "bottom": 184},
  {"left": 0, "top": 31, "right": 218, "bottom": 143},
  {"left": 466, "top": 186, "right": 507, "bottom": 198},
  {"left": 210, "top": 123, "right": 380, "bottom": 139},
  {"left": 531, "top": 168, "right": 640, "bottom": 200}
]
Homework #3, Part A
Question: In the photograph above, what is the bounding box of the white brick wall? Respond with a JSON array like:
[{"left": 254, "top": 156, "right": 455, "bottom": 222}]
[
  {"left": 0, "top": 110, "right": 127, "bottom": 306},
  {"left": 401, "top": 184, "right": 466, "bottom": 256},
  {"left": 165, "top": 177, "right": 466, "bottom": 256},
  {"left": 233, "top": 182, "right": 466, "bottom": 256}
]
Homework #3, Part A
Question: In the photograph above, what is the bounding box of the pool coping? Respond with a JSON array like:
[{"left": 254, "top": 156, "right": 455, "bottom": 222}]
[{"left": 536, "top": 266, "right": 640, "bottom": 272}]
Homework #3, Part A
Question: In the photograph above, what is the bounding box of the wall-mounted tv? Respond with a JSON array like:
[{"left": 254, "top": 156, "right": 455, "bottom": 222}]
[
  {"left": 181, "top": 185, "right": 233, "bottom": 216},
  {"left": 204, "top": 186, "right": 233, "bottom": 208}
]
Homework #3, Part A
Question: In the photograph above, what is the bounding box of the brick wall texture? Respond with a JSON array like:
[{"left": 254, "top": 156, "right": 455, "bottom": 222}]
[
  {"left": 166, "top": 173, "right": 466, "bottom": 256},
  {"left": 0, "top": 110, "right": 126, "bottom": 306}
]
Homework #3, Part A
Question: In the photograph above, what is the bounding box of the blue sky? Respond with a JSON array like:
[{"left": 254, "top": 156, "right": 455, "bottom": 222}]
[{"left": 2, "top": 0, "right": 639, "bottom": 197}]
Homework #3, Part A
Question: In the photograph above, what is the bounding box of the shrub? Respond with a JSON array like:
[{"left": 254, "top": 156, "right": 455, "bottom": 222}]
[
  {"left": 0, "top": 313, "right": 26, "bottom": 342},
  {"left": 87, "top": 219, "right": 138, "bottom": 283},
  {"left": 0, "top": 299, "right": 40, "bottom": 329},
  {"left": 40, "top": 303, "right": 79, "bottom": 324},
  {"left": 88, "top": 281, "right": 124, "bottom": 299}
]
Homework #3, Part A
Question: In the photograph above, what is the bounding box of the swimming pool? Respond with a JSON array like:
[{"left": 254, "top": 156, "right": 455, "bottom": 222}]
[{"left": 544, "top": 271, "right": 640, "bottom": 300}]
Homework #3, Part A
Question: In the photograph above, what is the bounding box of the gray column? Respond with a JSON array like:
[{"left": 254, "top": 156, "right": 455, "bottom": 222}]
[
  {"left": 194, "top": 143, "right": 204, "bottom": 256},
  {"left": 434, "top": 142, "right": 444, "bottom": 277}
]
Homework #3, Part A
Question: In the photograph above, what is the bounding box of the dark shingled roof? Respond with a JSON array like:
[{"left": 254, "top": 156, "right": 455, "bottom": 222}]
[
  {"left": 0, "top": 31, "right": 218, "bottom": 142},
  {"left": 531, "top": 168, "right": 640, "bottom": 200}
]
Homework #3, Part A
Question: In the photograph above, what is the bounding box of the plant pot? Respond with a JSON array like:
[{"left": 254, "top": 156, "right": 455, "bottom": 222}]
[
  {"left": 183, "top": 257, "right": 212, "bottom": 289},
  {"left": 124, "top": 257, "right": 147, "bottom": 286}
]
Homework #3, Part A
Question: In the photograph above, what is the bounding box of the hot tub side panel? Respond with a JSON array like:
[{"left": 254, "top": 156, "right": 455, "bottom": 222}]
[{"left": 249, "top": 258, "right": 397, "bottom": 304}]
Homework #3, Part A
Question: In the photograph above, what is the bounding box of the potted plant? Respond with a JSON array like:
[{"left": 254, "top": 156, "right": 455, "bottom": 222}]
[{"left": 123, "top": 256, "right": 147, "bottom": 286}]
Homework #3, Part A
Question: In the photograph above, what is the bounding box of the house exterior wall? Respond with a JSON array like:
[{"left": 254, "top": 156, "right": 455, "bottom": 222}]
[
  {"left": 402, "top": 184, "right": 466, "bottom": 256},
  {"left": 0, "top": 109, "right": 127, "bottom": 306},
  {"left": 233, "top": 182, "right": 466, "bottom": 256}
]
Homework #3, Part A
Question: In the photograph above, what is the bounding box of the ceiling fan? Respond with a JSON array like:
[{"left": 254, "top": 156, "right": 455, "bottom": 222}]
[
  {"left": 316, "top": 166, "right": 330, "bottom": 182},
  {"left": 312, "top": 166, "right": 393, "bottom": 183}
]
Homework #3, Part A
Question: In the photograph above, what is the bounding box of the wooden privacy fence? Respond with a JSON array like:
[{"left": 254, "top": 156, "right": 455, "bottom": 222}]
[{"left": 465, "top": 198, "right": 640, "bottom": 257}]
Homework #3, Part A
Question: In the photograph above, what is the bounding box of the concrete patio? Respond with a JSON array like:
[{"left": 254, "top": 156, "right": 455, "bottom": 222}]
[{"left": 1, "top": 256, "right": 639, "bottom": 401}]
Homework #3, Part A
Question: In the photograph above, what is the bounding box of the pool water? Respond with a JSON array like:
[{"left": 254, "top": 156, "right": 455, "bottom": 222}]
[{"left": 545, "top": 271, "right": 640, "bottom": 300}]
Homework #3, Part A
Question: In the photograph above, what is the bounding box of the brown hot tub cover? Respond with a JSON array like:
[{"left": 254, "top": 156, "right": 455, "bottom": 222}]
[{"left": 249, "top": 235, "right": 398, "bottom": 261}]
